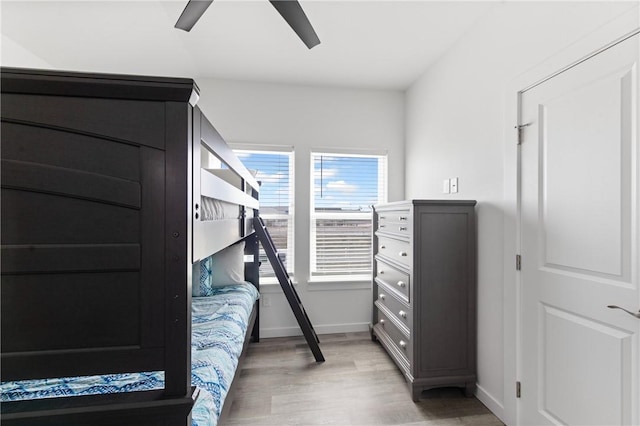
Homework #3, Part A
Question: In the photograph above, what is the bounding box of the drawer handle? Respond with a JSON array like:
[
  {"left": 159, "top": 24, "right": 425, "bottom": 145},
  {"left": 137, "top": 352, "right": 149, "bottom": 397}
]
[
  {"left": 397, "top": 281, "right": 406, "bottom": 288},
  {"left": 380, "top": 224, "right": 386, "bottom": 228},
  {"left": 399, "top": 310, "right": 407, "bottom": 318},
  {"left": 379, "top": 270, "right": 385, "bottom": 275},
  {"left": 380, "top": 216, "right": 386, "bottom": 220},
  {"left": 399, "top": 226, "right": 407, "bottom": 231},
  {"left": 380, "top": 245, "right": 386, "bottom": 249},
  {"left": 399, "top": 251, "right": 407, "bottom": 257},
  {"left": 379, "top": 293, "right": 385, "bottom": 300},
  {"left": 399, "top": 340, "right": 407, "bottom": 349},
  {"left": 379, "top": 319, "right": 385, "bottom": 325},
  {"left": 399, "top": 216, "right": 408, "bottom": 221}
]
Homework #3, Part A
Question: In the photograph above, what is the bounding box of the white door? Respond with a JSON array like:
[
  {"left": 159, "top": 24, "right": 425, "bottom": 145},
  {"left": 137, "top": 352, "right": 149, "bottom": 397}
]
[{"left": 519, "top": 32, "right": 639, "bottom": 425}]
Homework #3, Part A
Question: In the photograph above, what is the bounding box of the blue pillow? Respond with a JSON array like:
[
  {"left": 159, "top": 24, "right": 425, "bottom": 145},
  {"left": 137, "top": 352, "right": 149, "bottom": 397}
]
[
  {"left": 195, "top": 256, "right": 214, "bottom": 297},
  {"left": 193, "top": 241, "right": 245, "bottom": 297}
]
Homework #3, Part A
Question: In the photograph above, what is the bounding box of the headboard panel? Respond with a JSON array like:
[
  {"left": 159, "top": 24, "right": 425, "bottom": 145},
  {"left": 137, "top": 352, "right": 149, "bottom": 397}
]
[
  {"left": 0, "top": 68, "right": 195, "bottom": 388},
  {"left": 1, "top": 114, "right": 167, "bottom": 382}
]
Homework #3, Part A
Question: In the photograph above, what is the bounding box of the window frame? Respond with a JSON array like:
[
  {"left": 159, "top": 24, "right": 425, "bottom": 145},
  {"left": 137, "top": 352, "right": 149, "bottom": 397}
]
[
  {"left": 309, "top": 150, "right": 388, "bottom": 283},
  {"left": 231, "top": 144, "right": 295, "bottom": 285}
]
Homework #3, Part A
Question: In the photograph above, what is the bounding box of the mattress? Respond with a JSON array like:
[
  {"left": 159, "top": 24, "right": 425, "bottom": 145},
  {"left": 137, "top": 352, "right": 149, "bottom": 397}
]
[{"left": 0, "top": 283, "right": 260, "bottom": 426}]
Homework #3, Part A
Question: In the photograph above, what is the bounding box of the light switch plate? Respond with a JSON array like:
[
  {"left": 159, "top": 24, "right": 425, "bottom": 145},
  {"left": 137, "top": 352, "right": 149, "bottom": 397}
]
[
  {"left": 443, "top": 179, "right": 450, "bottom": 194},
  {"left": 451, "top": 177, "right": 458, "bottom": 193}
]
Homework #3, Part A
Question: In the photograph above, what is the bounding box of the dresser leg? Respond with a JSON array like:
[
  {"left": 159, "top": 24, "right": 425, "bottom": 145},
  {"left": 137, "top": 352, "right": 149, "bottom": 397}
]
[
  {"left": 411, "top": 387, "right": 422, "bottom": 402},
  {"left": 464, "top": 382, "right": 476, "bottom": 398},
  {"left": 369, "top": 323, "right": 377, "bottom": 341}
]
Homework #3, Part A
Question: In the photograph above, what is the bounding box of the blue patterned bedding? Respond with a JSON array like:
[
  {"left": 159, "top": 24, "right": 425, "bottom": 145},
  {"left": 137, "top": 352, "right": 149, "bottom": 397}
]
[{"left": 0, "top": 283, "right": 259, "bottom": 426}]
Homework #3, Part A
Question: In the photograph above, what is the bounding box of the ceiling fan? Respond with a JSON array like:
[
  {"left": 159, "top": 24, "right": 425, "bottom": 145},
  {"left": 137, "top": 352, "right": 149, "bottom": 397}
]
[{"left": 175, "top": 0, "right": 321, "bottom": 49}]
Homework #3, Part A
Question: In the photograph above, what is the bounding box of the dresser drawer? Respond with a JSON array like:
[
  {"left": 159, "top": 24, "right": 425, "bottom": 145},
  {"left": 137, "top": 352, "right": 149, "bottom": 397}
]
[
  {"left": 375, "top": 290, "right": 411, "bottom": 331},
  {"left": 378, "top": 221, "right": 412, "bottom": 236},
  {"left": 377, "top": 209, "right": 412, "bottom": 237},
  {"left": 376, "top": 310, "right": 412, "bottom": 363},
  {"left": 377, "top": 236, "right": 411, "bottom": 267},
  {"left": 377, "top": 209, "right": 411, "bottom": 224},
  {"left": 375, "top": 258, "right": 410, "bottom": 303}
]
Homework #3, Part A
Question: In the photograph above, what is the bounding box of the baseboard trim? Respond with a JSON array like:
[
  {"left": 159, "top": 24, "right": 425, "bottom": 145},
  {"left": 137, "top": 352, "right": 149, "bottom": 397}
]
[
  {"left": 475, "top": 384, "right": 506, "bottom": 424},
  {"left": 260, "top": 322, "right": 370, "bottom": 338}
]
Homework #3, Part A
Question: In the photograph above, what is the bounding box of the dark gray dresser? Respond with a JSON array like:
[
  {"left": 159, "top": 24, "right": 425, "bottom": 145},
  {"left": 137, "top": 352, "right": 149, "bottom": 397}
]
[{"left": 371, "top": 200, "right": 477, "bottom": 401}]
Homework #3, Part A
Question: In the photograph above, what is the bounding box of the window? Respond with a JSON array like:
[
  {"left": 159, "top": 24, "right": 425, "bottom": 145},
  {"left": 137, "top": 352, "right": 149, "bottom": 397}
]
[
  {"left": 234, "top": 148, "right": 294, "bottom": 282},
  {"left": 310, "top": 152, "right": 387, "bottom": 280}
]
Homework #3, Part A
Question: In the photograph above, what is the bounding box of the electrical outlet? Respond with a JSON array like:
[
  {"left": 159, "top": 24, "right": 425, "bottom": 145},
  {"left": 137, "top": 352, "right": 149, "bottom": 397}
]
[
  {"left": 442, "top": 179, "right": 450, "bottom": 194},
  {"left": 450, "top": 177, "right": 458, "bottom": 193},
  {"left": 262, "top": 295, "right": 271, "bottom": 307}
]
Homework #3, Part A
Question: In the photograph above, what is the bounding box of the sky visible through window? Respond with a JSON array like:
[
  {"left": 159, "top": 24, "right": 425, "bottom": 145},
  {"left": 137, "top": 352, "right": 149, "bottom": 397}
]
[
  {"left": 313, "top": 155, "right": 381, "bottom": 212},
  {"left": 236, "top": 152, "right": 290, "bottom": 213}
]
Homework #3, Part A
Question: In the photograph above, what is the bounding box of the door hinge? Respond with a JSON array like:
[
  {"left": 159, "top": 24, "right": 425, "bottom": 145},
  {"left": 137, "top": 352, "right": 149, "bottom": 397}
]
[
  {"left": 515, "top": 123, "right": 531, "bottom": 145},
  {"left": 516, "top": 381, "right": 521, "bottom": 398},
  {"left": 516, "top": 254, "right": 522, "bottom": 271},
  {"left": 517, "top": 127, "right": 523, "bottom": 145}
]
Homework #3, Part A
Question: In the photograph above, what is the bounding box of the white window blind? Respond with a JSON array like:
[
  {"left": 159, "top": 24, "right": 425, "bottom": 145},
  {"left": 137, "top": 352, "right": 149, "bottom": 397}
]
[
  {"left": 310, "top": 152, "right": 387, "bottom": 280},
  {"left": 234, "top": 149, "right": 294, "bottom": 280}
]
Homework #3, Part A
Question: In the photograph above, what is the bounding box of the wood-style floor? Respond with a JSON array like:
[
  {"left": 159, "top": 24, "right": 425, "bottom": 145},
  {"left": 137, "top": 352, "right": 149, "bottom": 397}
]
[{"left": 224, "top": 332, "right": 504, "bottom": 426}]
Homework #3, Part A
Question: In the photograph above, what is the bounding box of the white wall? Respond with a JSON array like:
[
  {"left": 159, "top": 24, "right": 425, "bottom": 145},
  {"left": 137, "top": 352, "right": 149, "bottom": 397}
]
[
  {"left": 1, "top": 34, "right": 51, "bottom": 68},
  {"left": 404, "top": 1, "right": 638, "bottom": 423},
  {"left": 196, "top": 79, "right": 405, "bottom": 337}
]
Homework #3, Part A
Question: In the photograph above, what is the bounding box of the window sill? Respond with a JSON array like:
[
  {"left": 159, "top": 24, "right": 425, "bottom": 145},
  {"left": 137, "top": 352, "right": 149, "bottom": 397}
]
[
  {"left": 308, "top": 275, "right": 372, "bottom": 291},
  {"left": 259, "top": 276, "right": 372, "bottom": 292},
  {"left": 259, "top": 277, "right": 298, "bottom": 294},
  {"left": 308, "top": 274, "right": 371, "bottom": 283}
]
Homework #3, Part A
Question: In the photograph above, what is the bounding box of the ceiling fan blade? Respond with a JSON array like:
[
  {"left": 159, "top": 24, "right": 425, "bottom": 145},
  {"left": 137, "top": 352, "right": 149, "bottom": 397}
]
[
  {"left": 175, "top": 0, "right": 214, "bottom": 32},
  {"left": 269, "top": 0, "right": 320, "bottom": 49}
]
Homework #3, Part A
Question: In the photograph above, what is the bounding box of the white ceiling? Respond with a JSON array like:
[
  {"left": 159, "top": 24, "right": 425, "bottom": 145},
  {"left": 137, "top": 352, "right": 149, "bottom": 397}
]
[{"left": 1, "top": 1, "right": 496, "bottom": 90}]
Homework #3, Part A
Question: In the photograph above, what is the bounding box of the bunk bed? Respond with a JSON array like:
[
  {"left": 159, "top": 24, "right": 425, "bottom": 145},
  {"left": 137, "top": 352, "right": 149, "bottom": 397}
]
[{"left": 0, "top": 67, "right": 261, "bottom": 425}]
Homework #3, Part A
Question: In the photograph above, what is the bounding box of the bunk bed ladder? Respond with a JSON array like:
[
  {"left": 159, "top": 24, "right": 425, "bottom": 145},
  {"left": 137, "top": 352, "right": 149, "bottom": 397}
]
[{"left": 254, "top": 216, "right": 325, "bottom": 362}]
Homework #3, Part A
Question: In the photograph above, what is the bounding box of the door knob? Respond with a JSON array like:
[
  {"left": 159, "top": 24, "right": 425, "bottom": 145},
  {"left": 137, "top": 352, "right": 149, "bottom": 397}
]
[{"left": 607, "top": 305, "right": 640, "bottom": 319}]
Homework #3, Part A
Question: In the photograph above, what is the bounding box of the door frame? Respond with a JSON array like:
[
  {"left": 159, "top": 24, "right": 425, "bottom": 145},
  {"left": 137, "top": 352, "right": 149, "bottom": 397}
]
[{"left": 502, "top": 8, "right": 639, "bottom": 425}]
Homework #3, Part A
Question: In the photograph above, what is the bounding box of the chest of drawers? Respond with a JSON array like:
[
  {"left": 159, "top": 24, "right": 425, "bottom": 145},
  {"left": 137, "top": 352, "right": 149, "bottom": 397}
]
[{"left": 371, "top": 200, "right": 477, "bottom": 401}]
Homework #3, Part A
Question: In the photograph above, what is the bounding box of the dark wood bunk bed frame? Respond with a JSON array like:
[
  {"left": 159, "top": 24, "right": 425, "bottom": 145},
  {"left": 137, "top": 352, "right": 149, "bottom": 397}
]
[{"left": 0, "top": 67, "right": 261, "bottom": 425}]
